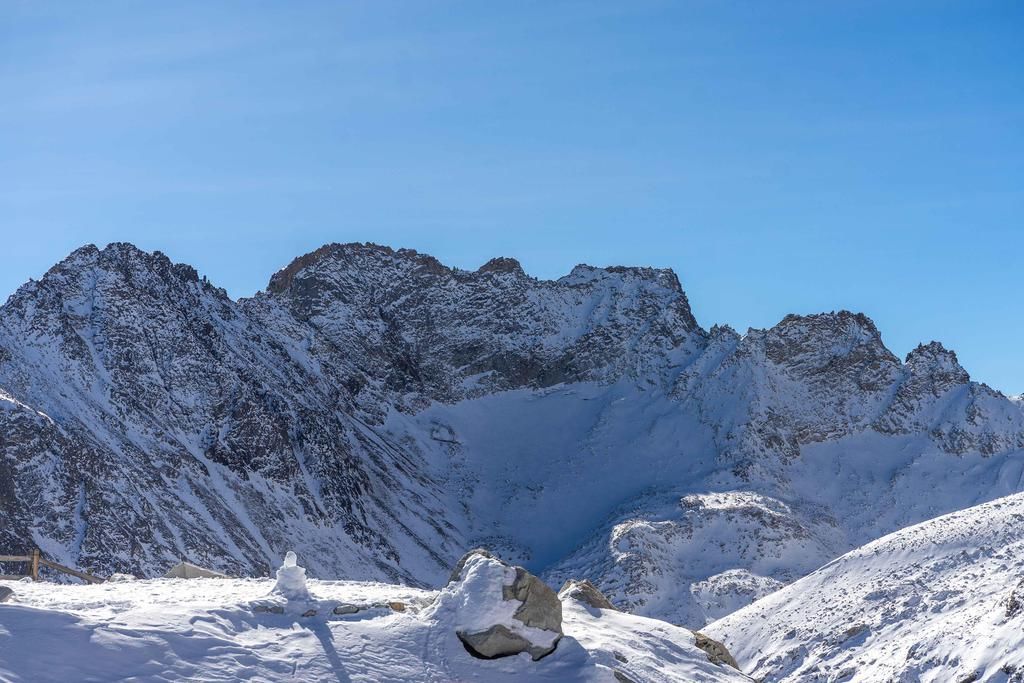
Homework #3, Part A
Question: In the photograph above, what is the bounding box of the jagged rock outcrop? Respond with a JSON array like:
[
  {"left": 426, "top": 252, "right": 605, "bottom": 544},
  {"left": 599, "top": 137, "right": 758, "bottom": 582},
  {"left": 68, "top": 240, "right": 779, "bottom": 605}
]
[
  {"left": 1, "top": 241, "right": 1023, "bottom": 630},
  {"left": 546, "top": 491, "right": 838, "bottom": 626},
  {"left": 559, "top": 579, "right": 617, "bottom": 610},
  {"left": 693, "top": 631, "right": 740, "bottom": 669},
  {"left": 1007, "top": 579, "right": 1024, "bottom": 619}
]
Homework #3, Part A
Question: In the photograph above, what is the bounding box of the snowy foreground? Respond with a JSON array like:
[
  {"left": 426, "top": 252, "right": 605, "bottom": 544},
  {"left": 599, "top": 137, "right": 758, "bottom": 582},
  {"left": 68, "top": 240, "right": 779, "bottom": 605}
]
[
  {"left": 5, "top": 491, "right": 1024, "bottom": 683},
  {"left": 705, "top": 491, "right": 1024, "bottom": 682},
  {"left": 0, "top": 567, "right": 745, "bottom": 682}
]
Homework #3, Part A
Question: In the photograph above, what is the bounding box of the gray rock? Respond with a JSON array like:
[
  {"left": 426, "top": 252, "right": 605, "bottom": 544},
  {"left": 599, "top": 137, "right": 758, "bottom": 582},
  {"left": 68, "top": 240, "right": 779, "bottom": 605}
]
[
  {"left": 1006, "top": 578, "right": 1024, "bottom": 618},
  {"left": 458, "top": 624, "right": 553, "bottom": 661},
  {"left": 452, "top": 551, "right": 562, "bottom": 661},
  {"left": 558, "top": 579, "right": 617, "bottom": 610},
  {"left": 692, "top": 631, "right": 740, "bottom": 670},
  {"left": 332, "top": 603, "right": 360, "bottom": 615},
  {"left": 0, "top": 586, "right": 13, "bottom": 603},
  {"left": 503, "top": 567, "right": 562, "bottom": 633},
  {"left": 253, "top": 603, "right": 285, "bottom": 614},
  {"left": 841, "top": 623, "right": 869, "bottom": 642}
]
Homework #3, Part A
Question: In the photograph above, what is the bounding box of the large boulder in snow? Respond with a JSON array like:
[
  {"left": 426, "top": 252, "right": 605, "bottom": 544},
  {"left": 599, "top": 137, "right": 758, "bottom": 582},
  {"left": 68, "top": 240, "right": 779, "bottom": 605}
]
[
  {"left": 0, "top": 586, "right": 13, "bottom": 603},
  {"left": 446, "top": 549, "right": 562, "bottom": 660}
]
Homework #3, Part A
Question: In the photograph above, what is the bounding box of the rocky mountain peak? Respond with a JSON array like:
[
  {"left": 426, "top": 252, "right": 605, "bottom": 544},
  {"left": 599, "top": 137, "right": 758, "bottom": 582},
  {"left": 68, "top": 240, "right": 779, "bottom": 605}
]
[
  {"left": 476, "top": 257, "right": 525, "bottom": 276},
  {"left": 51, "top": 241, "right": 201, "bottom": 287},
  {"left": 4, "top": 242, "right": 220, "bottom": 329},
  {"left": 560, "top": 263, "right": 684, "bottom": 294},
  {"left": 708, "top": 324, "right": 741, "bottom": 341},
  {"left": 752, "top": 311, "right": 899, "bottom": 384},
  {"left": 897, "top": 339, "right": 966, "bottom": 403},
  {"left": 766, "top": 310, "right": 886, "bottom": 346},
  {"left": 252, "top": 243, "right": 705, "bottom": 403},
  {"left": 904, "top": 341, "right": 970, "bottom": 385},
  {"left": 267, "top": 242, "right": 449, "bottom": 296}
]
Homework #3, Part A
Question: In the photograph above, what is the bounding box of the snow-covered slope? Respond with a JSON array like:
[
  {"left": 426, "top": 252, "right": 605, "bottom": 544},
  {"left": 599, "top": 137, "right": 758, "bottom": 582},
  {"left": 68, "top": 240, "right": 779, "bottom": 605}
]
[
  {"left": 704, "top": 491, "right": 1024, "bottom": 682},
  {"left": 0, "top": 244, "right": 460, "bottom": 585},
  {"left": 0, "top": 575, "right": 747, "bottom": 682},
  {"left": 1, "top": 241, "right": 1023, "bottom": 629}
]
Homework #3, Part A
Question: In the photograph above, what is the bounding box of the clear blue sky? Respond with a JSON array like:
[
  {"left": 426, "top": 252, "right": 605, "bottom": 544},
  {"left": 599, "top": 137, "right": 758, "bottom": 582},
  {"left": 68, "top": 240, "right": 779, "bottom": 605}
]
[{"left": 1, "top": 1, "right": 1021, "bottom": 393}]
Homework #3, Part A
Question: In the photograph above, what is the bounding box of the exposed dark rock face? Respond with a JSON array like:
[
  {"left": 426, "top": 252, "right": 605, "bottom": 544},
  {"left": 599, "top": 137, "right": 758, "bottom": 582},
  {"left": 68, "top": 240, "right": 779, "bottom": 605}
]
[
  {"left": 501, "top": 566, "right": 563, "bottom": 635},
  {"left": 692, "top": 631, "right": 740, "bottom": 669},
  {"left": 258, "top": 242, "right": 702, "bottom": 412}
]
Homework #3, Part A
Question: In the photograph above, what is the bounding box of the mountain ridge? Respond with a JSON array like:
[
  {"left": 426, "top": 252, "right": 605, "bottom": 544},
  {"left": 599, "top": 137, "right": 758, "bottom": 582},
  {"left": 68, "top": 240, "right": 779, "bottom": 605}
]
[{"left": 1, "top": 241, "right": 1021, "bottom": 629}]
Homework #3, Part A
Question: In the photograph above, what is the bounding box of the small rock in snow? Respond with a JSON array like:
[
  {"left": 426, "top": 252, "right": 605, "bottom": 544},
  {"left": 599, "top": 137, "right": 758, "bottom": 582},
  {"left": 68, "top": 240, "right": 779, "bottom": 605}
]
[
  {"left": 692, "top": 631, "right": 740, "bottom": 670},
  {"left": 333, "top": 603, "right": 360, "bottom": 615}
]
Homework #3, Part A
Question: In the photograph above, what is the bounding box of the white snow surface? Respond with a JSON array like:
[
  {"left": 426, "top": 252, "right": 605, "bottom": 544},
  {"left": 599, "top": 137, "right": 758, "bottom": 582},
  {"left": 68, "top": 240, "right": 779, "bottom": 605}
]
[
  {"left": 0, "top": 575, "right": 747, "bottom": 682},
  {"left": 704, "top": 491, "right": 1024, "bottom": 682}
]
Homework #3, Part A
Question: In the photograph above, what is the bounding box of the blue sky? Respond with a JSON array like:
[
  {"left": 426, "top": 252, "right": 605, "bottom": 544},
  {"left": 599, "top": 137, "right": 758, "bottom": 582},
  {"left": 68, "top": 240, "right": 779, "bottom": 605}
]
[{"left": 1, "top": 1, "right": 1021, "bottom": 393}]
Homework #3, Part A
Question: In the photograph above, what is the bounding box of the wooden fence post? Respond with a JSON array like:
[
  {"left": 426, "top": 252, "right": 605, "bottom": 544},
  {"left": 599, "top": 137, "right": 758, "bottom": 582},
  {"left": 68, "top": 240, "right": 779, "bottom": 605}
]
[{"left": 31, "top": 548, "right": 40, "bottom": 581}]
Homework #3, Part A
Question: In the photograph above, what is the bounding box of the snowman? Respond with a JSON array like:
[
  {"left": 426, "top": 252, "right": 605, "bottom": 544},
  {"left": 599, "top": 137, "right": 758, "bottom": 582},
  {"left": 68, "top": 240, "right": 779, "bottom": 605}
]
[{"left": 272, "top": 550, "right": 311, "bottom": 602}]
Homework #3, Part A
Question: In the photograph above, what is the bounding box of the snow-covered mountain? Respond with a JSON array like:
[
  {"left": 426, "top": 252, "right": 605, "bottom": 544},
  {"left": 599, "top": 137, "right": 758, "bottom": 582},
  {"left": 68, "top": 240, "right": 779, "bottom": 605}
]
[
  {"left": 0, "top": 244, "right": 461, "bottom": 585},
  {"left": 704, "top": 491, "right": 1024, "bottom": 682},
  {"left": 1, "top": 242, "right": 1022, "bottom": 629}
]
